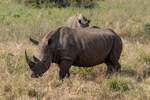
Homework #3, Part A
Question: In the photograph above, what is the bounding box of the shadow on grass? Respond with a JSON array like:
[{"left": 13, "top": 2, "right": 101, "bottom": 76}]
[
  {"left": 120, "top": 69, "right": 137, "bottom": 77},
  {"left": 120, "top": 68, "right": 150, "bottom": 82}
]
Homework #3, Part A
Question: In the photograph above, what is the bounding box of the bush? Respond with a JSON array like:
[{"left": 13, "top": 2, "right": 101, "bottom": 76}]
[
  {"left": 144, "top": 23, "right": 150, "bottom": 35},
  {"left": 107, "top": 79, "right": 131, "bottom": 92},
  {"left": 69, "top": 0, "right": 96, "bottom": 8},
  {"left": 79, "top": 67, "right": 93, "bottom": 75},
  {"left": 28, "top": 88, "right": 38, "bottom": 98},
  {"left": 16, "top": 0, "right": 97, "bottom": 8}
]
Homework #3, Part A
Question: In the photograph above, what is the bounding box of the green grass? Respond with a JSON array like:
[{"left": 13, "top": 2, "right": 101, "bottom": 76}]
[
  {"left": 0, "top": 0, "right": 150, "bottom": 99},
  {"left": 107, "top": 77, "right": 132, "bottom": 92}
]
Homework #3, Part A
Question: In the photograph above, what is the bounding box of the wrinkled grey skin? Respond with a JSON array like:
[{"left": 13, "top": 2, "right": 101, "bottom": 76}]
[
  {"left": 25, "top": 26, "right": 123, "bottom": 80},
  {"left": 67, "top": 13, "right": 90, "bottom": 28}
]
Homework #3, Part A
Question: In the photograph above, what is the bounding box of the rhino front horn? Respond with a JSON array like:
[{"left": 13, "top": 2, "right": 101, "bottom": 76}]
[
  {"left": 25, "top": 50, "right": 35, "bottom": 69},
  {"left": 29, "top": 36, "right": 39, "bottom": 45}
]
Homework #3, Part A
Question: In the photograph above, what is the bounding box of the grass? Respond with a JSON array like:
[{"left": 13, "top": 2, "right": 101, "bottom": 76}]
[{"left": 0, "top": 0, "right": 150, "bottom": 99}]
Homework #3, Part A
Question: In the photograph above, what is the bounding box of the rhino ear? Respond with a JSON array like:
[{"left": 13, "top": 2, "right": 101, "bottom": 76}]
[{"left": 29, "top": 36, "right": 39, "bottom": 45}]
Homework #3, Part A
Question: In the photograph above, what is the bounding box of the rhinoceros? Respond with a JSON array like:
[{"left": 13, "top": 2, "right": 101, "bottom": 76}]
[
  {"left": 67, "top": 13, "right": 90, "bottom": 28},
  {"left": 25, "top": 26, "right": 123, "bottom": 80}
]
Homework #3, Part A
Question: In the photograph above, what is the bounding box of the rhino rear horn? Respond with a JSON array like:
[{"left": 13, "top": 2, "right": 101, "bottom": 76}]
[
  {"left": 33, "top": 55, "right": 40, "bottom": 62},
  {"left": 29, "top": 36, "right": 39, "bottom": 45},
  {"left": 25, "top": 50, "right": 35, "bottom": 69}
]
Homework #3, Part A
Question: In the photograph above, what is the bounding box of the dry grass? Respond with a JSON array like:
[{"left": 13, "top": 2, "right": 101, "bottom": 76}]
[{"left": 0, "top": 0, "right": 150, "bottom": 100}]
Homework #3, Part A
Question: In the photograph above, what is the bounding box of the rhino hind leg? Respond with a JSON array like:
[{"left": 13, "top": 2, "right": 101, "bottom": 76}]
[
  {"left": 106, "top": 38, "right": 122, "bottom": 73},
  {"left": 59, "top": 60, "right": 72, "bottom": 80},
  {"left": 106, "top": 55, "right": 121, "bottom": 72},
  {"left": 108, "top": 51, "right": 121, "bottom": 72},
  {"left": 105, "top": 60, "right": 121, "bottom": 76},
  {"left": 105, "top": 49, "right": 122, "bottom": 75},
  {"left": 113, "top": 61, "right": 121, "bottom": 72},
  {"left": 105, "top": 60, "right": 115, "bottom": 75}
]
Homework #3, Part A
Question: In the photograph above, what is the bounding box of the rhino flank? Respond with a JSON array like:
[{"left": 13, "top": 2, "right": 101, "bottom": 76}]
[{"left": 25, "top": 26, "right": 123, "bottom": 80}]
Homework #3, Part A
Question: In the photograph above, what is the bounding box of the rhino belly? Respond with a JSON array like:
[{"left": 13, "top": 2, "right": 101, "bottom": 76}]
[{"left": 73, "top": 47, "right": 110, "bottom": 67}]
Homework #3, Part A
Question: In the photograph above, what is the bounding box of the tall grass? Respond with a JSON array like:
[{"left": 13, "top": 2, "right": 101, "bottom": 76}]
[{"left": 0, "top": 0, "right": 150, "bottom": 99}]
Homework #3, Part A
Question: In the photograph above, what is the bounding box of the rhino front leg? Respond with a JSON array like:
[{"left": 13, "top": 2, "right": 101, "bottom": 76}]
[{"left": 59, "top": 60, "right": 72, "bottom": 80}]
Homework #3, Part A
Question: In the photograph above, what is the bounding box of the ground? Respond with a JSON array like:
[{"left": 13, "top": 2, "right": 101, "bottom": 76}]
[{"left": 0, "top": 0, "right": 150, "bottom": 100}]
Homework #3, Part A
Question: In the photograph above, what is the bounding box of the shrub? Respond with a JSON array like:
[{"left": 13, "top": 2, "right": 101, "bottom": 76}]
[
  {"left": 16, "top": 0, "right": 98, "bottom": 8},
  {"left": 139, "top": 50, "right": 150, "bottom": 65},
  {"left": 107, "top": 79, "right": 131, "bottom": 92},
  {"left": 144, "top": 23, "right": 150, "bottom": 35},
  {"left": 28, "top": 88, "right": 38, "bottom": 98},
  {"left": 79, "top": 67, "right": 93, "bottom": 75},
  {"left": 69, "top": 0, "right": 96, "bottom": 8}
]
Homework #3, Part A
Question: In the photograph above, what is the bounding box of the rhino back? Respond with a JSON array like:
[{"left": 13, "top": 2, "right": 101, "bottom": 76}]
[
  {"left": 57, "top": 27, "right": 119, "bottom": 67},
  {"left": 74, "top": 28, "right": 116, "bottom": 66}
]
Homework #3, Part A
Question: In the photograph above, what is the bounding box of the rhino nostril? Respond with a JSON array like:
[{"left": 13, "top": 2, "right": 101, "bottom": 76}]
[{"left": 39, "top": 74, "right": 43, "bottom": 77}]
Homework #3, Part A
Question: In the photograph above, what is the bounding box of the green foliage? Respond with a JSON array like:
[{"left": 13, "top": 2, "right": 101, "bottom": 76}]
[
  {"left": 70, "top": 67, "right": 95, "bottom": 80},
  {"left": 69, "top": 0, "right": 97, "bottom": 8},
  {"left": 28, "top": 88, "right": 45, "bottom": 99},
  {"left": 79, "top": 67, "right": 93, "bottom": 75},
  {"left": 0, "top": 0, "right": 150, "bottom": 99},
  {"left": 142, "top": 54, "right": 150, "bottom": 65},
  {"left": 71, "top": 67, "right": 93, "bottom": 75},
  {"left": 16, "top": 0, "right": 98, "bottom": 8},
  {"left": 139, "top": 50, "right": 150, "bottom": 65},
  {"left": 28, "top": 88, "right": 38, "bottom": 98},
  {"left": 107, "top": 79, "right": 131, "bottom": 92},
  {"left": 144, "top": 23, "right": 150, "bottom": 35}
]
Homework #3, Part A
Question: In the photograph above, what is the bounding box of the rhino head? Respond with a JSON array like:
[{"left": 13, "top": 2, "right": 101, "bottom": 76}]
[
  {"left": 25, "top": 34, "right": 54, "bottom": 78},
  {"left": 77, "top": 13, "right": 90, "bottom": 28}
]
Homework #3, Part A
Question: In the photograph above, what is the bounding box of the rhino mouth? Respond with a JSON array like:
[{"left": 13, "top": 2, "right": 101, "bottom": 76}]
[{"left": 31, "top": 73, "right": 43, "bottom": 78}]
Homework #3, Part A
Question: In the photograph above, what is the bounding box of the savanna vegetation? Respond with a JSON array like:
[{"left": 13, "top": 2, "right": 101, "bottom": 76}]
[
  {"left": 0, "top": 0, "right": 150, "bottom": 99},
  {"left": 17, "top": 0, "right": 97, "bottom": 7}
]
